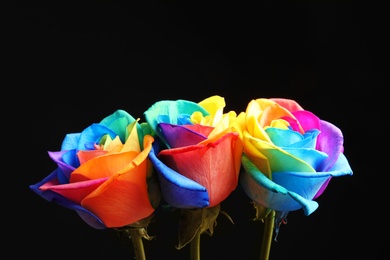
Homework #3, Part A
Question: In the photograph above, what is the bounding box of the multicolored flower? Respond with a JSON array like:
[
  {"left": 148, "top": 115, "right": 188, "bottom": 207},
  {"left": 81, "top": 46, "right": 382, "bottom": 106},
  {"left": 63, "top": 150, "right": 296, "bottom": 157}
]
[
  {"left": 239, "top": 98, "right": 353, "bottom": 221},
  {"left": 144, "top": 95, "right": 246, "bottom": 248},
  {"left": 30, "top": 110, "right": 160, "bottom": 229}
]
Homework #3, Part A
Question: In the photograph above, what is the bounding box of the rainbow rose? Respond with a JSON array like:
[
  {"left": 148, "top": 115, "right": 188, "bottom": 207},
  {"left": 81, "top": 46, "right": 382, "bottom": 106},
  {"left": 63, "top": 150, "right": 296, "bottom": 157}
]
[
  {"left": 30, "top": 110, "right": 160, "bottom": 229},
  {"left": 239, "top": 98, "right": 353, "bottom": 222},
  {"left": 144, "top": 95, "right": 243, "bottom": 209},
  {"left": 144, "top": 95, "right": 244, "bottom": 248}
]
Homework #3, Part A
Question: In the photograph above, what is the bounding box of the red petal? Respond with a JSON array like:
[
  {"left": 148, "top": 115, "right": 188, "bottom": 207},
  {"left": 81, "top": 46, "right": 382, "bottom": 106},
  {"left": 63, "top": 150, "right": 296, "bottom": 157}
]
[{"left": 158, "top": 132, "right": 242, "bottom": 207}]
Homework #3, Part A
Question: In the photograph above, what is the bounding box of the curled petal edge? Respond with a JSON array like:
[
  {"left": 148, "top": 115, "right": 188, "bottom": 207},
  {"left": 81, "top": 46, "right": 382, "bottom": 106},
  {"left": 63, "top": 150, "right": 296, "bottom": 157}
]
[
  {"left": 148, "top": 141, "right": 209, "bottom": 208},
  {"left": 29, "top": 169, "right": 106, "bottom": 229},
  {"left": 241, "top": 154, "right": 319, "bottom": 215}
]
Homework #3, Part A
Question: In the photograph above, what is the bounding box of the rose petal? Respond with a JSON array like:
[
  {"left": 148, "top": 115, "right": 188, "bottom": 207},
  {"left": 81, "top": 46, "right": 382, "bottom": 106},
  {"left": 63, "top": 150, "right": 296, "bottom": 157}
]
[
  {"left": 317, "top": 120, "right": 344, "bottom": 172},
  {"left": 144, "top": 99, "right": 209, "bottom": 148},
  {"left": 158, "top": 132, "right": 241, "bottom": 207},
  {"left": 39, "top": 177, "right": 108, "bottom": 204},
  {"left": 67, "top": 136, "right": 155, "bottom": 227},
  {"left": 29, "top": 170, "right": 106, "bottom": 229},
  {"left": 159, "top": 123, "right": 207, "bottom": 148},
  {"left": 148, "top": 141, "right": 209, "bottom": 208},
  {"left": 240, "top": 154, "right": 319, "bottom": 215}
]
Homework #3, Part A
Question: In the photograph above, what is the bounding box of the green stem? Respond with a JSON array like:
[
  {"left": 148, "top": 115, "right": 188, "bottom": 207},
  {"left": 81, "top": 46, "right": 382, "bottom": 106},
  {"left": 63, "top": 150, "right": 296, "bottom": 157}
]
[
  {"left": 259, "top": 210, "right": 275, "bottom": 260},
  {"left": 128, "top": 228, "right": 146, "bottom": 260},
  {"left": 190, "top": 231, "right": 201, "bottom": 260}
]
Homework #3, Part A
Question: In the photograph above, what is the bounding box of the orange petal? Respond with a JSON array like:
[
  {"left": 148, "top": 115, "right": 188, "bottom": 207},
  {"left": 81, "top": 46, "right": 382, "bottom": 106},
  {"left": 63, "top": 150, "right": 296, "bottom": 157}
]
[{"left": 81, "top": 161, "right": 154, "bottom": 227}]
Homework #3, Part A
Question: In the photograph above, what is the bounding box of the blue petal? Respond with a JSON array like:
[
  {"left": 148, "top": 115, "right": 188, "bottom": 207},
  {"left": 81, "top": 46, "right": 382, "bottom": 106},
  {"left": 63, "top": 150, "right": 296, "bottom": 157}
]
[
  {"left": 282, "top": 147, "right": 328, "bottom": 171},
  {"left": 61, "top": 133, "right": 81, "bottom": 150},
  {"left": 48, "top": 151, "right": 76, "bottom": 182},
  {"left": 29, "top": 171, "right": 106, "bottom": 229},
  {"left": 177, "top": 114, "right": 193, "bottom": 125},
  {"left": 328, "top": 153, "right": 353, "bottom": 176},
  {"left": 265, "top": 127, "right": 319, "bottom": 149},
  {"left": 60, "top": 149, "right": 80, "bottom": 169},
  {"left": 240, "top": 154, "right": 319, "bottom": 215},
  {"left": 61, "top": 124, "right": 117, "bottom": 151},
  {"left": 76, "top": 124, "right": 117, "bottom": 150},
  {"left": 148, "top": 140, "right": 209, "bottom": 208}
]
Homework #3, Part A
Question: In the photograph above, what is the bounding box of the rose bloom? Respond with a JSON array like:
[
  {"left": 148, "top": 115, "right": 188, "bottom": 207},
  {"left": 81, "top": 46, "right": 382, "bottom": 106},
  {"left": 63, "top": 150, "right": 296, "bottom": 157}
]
[
  {"left": 240, "top": 98, "right": 353, "bottom": 216},
  {"left": 144, "top": 95, "right": 244, "bottom": 208},
  {"left": 30, "top": 110, "right": 160, "bottom": 229}
]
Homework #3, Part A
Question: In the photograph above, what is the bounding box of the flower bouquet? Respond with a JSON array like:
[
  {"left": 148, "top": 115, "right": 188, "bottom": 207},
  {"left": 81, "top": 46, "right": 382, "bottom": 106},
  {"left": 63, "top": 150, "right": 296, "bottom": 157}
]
[{"left": 30, "top": 95, "right": 353, "bottom": 260}]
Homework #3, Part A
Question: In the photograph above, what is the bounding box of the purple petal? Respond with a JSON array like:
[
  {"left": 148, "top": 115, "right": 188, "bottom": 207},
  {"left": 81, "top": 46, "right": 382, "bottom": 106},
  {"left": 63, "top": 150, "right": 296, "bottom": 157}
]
[
  {"left": 317, "top": 120, "right": 344, "bottom": 171},
  {"left": 48, "top": 150, "right": 76, "bottom": 182},
  {"left": 159, "top": 123, "right": 207, "bottom": 148}
]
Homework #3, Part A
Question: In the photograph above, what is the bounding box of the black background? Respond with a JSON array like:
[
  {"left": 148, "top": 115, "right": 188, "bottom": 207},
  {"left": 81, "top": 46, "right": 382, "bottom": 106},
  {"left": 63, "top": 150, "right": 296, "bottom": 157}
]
[{"left": 5, "top": 2, "right": 385, "bottom": 259}]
